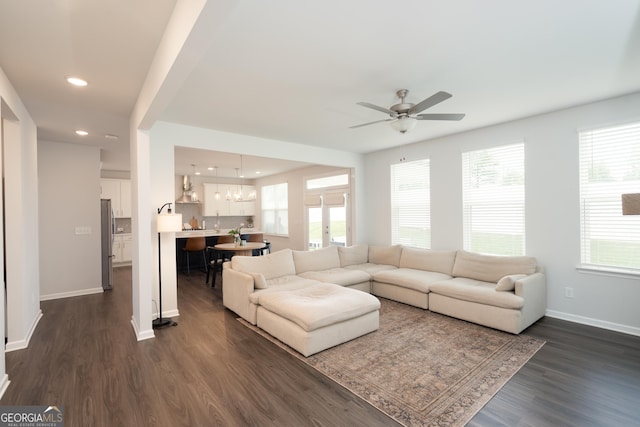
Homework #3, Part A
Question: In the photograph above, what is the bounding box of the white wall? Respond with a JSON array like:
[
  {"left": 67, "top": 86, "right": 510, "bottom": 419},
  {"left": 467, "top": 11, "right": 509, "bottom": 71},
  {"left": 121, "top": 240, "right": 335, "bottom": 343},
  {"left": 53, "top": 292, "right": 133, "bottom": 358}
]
[
  {"left": 364, "top": 92, "right": 640, "bottom": 335},
  {"left": 0, "top": 66, "right": 41, "bottom": 377},
  {"left": 38, "top": 140, "right": 102, "bottom": 299}
]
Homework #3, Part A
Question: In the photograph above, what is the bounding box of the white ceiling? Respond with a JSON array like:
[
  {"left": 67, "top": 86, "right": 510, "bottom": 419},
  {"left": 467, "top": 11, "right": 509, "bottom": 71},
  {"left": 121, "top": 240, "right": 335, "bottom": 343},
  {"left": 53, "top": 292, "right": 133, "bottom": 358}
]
[{"left": 1, "top": 1, "right": 639, "bottom": 177}]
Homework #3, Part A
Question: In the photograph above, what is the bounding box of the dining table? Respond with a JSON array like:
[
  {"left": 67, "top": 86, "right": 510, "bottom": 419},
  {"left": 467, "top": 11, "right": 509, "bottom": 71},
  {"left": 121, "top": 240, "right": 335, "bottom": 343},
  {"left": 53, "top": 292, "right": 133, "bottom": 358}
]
[{"left": 213, "top": 242, "right": 267, "bottom": 257}]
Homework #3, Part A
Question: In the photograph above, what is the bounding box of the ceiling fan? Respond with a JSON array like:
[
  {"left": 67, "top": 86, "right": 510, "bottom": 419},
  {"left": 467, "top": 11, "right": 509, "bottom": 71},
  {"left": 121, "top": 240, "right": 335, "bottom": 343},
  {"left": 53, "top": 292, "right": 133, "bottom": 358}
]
[{"left": 351, "top": 89, "right": 465, "bottom": 133}]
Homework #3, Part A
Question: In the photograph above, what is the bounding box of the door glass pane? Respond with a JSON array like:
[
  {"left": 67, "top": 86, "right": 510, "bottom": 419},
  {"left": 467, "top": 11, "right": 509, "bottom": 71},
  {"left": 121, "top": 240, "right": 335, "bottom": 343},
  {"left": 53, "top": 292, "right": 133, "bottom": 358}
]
[
  {"left": 308, "top": 207, "right": 322, "bottom": 250},
  {"left": 329, "top": 206, "right": 346, "bottom": 247}
]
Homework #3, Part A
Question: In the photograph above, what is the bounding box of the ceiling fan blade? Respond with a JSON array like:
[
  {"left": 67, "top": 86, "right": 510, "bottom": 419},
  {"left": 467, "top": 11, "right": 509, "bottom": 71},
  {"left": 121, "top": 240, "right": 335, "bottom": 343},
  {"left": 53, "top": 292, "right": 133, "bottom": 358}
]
[
  {"left": 409, "top": 91, "right": 452, "bottom": 115},
  {"left": 416, "top": 113, "right": 466, "bottom": 121},
  {"left": 349, "top": 118, "right": 392, "bottom": 129},
  {"left": 357, "top": 102, "right": 396, "bottom": 115}
]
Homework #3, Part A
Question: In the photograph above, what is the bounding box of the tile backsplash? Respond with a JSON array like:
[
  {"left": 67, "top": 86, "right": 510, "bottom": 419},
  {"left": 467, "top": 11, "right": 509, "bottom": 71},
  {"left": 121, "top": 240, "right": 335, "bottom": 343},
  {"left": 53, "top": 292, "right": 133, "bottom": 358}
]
[{"left": 115, "top": 218, "right": 131, "bottom": 233}]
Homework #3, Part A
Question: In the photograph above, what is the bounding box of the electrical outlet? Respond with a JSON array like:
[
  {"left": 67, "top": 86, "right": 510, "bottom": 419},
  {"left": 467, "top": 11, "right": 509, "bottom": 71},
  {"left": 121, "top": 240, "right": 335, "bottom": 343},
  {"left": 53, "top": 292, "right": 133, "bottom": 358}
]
[{"left": 564, "top": 287, "right": 575, "bottom": 298}]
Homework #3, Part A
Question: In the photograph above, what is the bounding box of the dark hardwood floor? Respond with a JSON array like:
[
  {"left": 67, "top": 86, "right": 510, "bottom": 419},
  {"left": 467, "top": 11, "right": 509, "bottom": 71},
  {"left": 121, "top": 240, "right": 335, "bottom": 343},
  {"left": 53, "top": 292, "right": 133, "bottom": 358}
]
[{"left": 2, "top": 267, "right": 639, "bottom": 427}]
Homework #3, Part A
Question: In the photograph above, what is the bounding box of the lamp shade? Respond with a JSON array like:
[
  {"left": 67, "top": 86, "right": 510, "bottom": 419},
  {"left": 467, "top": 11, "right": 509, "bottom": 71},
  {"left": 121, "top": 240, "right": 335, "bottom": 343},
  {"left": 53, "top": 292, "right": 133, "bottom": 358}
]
[
  {"left": 390, "top": 116, "right": 417, "bottom": 134},
  {"left": 622, "top": 193, "right": 640, "bottom": 215},
  {"left": 157, "top": 213, "right": 183, "bottom": 233}
]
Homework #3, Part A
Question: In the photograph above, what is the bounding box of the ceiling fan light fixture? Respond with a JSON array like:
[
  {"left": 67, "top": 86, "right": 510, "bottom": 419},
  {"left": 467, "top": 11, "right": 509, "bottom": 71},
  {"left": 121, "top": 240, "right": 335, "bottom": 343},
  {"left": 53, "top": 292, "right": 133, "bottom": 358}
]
[{"left": 390, "top": 116, "right": 416, "bottom": 134}]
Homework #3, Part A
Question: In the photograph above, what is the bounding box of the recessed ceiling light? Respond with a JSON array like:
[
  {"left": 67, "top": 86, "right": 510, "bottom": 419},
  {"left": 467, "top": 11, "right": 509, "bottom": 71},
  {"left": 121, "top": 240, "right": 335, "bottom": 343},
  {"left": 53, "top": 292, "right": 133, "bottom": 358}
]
[
  {"left": 207, "top": 167, "right": 213, "bottom": 171},
  {"left": 105, "top": 134, "right": 119, "bottom": 140},
  {"left": 255, "top": 171, "right": 261, "bottom": 174},
  {"left": 195, "top": 171, "right": 201, "bottom": 175},
  {"left": 75, "top": 130, "right": 88, "bottom": 136},
  {"left": 66, "top": 76, "right": 88, "bottom": 87}
]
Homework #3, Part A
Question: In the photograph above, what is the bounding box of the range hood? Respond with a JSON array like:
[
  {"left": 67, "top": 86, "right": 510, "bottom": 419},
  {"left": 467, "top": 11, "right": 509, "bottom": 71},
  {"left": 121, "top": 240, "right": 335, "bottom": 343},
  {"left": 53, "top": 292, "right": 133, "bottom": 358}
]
[{"left": 176, "top": 175, "right": 200, "bottom": 203}]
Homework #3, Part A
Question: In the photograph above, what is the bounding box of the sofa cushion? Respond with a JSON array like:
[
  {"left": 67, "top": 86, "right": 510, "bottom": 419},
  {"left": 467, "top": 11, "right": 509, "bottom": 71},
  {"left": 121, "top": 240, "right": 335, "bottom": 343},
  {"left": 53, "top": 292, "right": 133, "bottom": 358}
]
[
  {"left": 429, "top": 278, "right": 524, "bottom": 309},
  {"left": 372, "top": 268, "right": 452, "bottom": 293},
  {"left": 257, "top": 283, "right": 380, "bottom": 331},
  {"left": 452, "top": 250, "right": 537, "bottom": 283},
  {"left": 338, "top": 244, "right": 369, "bottom": 267},
  {"left": 345, "top": 263, "right": 397, "bottom": 275},
  {"left": 368, "top": 245, "right": 402, "bottom": 267},
  {"left": 250, "top": 272, "right": 268, "bottom": 289},
  {"left": 232, "top": 248, "right": 296, "bottom": 280},
  {"left": 299, "top": 268, "right": 371, "bottom": 286},
  {"left": 495, "top": 274, "right": 527, "bottom": 292},
  {"left": 248, "top": 276, "right": 322, "bottom": 305},
  {"left": 399, "top": 247, "right": 457, "bottom": 275},
  {"left": 293, "top": 246, "right": 341, "bottom": 274}
]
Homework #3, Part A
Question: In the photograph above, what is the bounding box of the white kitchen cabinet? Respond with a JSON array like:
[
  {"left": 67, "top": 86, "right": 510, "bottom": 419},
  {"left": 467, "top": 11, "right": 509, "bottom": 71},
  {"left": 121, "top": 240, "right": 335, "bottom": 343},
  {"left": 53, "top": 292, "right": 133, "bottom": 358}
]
[
  {"left": 113, "top": 234, "right": 132, "bottom": 264},
  {"left": 101, "top": 178, "right": 131, "bottom": 218},
  {"left": 203, "top": 183, "right": 230, "bottom": 216}
]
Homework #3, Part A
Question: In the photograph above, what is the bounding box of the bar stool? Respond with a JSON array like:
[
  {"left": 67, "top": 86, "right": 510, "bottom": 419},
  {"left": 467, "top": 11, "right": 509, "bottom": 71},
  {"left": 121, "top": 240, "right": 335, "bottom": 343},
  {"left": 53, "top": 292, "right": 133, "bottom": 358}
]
[{"left": 183, "top": 237, "right": 206, "bottom": 274}]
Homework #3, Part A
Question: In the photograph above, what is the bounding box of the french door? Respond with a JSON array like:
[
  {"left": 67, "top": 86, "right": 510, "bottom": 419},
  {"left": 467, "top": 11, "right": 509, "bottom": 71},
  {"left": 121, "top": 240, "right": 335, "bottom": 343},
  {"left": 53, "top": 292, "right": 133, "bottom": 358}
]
[{"left": 307, "top": 198, "right": 348, "bottom": 250}]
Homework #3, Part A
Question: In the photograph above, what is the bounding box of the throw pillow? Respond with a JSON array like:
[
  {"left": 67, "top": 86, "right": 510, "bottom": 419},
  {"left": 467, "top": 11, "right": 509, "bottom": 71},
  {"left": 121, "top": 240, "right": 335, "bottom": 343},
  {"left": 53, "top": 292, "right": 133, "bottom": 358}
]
[
  {"left": 495, "top": 274, "right": 526, "bottom": 292},
  {"left": 250, "top": 272, "right": 268, "bottom": 289}
]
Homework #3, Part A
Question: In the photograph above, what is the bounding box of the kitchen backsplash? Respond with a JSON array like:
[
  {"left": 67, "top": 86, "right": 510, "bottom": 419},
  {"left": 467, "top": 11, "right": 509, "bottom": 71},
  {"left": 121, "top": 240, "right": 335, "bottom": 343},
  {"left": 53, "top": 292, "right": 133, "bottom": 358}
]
[
  {"left": 115, "top": 218, "right": 131, "bottom": 234},
  {"left": 175, "top": 203, "right": 254, "bottom": 230}
]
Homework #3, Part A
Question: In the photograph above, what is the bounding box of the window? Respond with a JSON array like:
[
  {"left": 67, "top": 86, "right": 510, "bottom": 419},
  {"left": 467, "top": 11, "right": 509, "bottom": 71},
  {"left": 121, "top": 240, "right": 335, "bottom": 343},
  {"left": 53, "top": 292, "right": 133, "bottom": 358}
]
[
  {"left": 390, "top": 159, "right": 430, "bottom": 248},
  {"left": 261, "top": 182, "right": 288, "bottom": 235},
  {"left": 579, "top": 122, "right": 640, "bottom": 271},
  {"left": 462, "top": 143, "right": 525, "bottom": 256}
]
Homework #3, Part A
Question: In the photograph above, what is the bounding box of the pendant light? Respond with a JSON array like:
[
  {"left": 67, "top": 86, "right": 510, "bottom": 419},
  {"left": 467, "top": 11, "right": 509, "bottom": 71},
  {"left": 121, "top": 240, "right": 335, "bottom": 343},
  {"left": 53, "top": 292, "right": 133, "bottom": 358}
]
[
  {"left": 214, "top": 166, "right": 220, "bottom": 200},
  {"left": 234, "top": 167, "right": 243, "bottom": 201}
]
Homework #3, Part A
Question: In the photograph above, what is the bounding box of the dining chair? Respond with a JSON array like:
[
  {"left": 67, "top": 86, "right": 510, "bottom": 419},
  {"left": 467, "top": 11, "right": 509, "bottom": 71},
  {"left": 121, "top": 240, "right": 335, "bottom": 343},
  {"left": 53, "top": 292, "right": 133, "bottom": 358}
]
[{"left": 206, "top": 234, "right": 234, "bottom": 287}]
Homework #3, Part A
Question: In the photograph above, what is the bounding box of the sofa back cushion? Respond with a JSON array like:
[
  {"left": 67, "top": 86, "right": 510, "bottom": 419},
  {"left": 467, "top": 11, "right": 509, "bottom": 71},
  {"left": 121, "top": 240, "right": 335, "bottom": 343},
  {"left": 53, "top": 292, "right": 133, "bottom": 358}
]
[
  {"left": 399, "top": 247, "right": 457, "bottom": 275},
  {"left": 232, "top": 248, "right": 296, "bottom": 280},
  {"left": 368, "top": 245, "right": 402, "bottom": 267},
  {"left": 293, "top": 245, "right": 340, "bottom": 274},
  {"left": 452, "top": 250, "right": 537, "bottom": 283},
  {"left": 338, "top": 244, "right": 369, "bottom": 267}
]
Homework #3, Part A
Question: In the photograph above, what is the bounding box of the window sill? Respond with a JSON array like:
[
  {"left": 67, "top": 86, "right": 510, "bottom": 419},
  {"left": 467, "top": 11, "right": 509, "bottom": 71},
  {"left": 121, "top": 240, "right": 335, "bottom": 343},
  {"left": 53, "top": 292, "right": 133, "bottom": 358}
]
[{"left": 576, "top": 265, "right": 640, "bottom": 279}]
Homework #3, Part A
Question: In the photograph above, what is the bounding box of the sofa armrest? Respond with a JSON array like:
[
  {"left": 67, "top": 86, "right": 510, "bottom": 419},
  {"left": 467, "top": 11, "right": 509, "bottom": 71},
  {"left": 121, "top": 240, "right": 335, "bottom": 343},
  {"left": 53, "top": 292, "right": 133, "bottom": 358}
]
[
  {"left": 222, "top": 263, "right": 255, "bottom": 322},
  {"left": 515, "top": 272, "right": 547, "bottom": 330}
]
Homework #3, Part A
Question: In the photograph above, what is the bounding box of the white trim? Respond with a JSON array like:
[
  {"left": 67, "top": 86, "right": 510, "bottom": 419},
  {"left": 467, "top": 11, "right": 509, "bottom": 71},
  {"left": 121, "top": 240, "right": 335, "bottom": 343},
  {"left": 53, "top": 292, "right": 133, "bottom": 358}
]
[
  {"left": 6, "top": 310, "right": 43, "bottom": 352},
  {"left": 40, "top": 287, "right": 104, "bottom": 301},
  {"left": 576, "top": 265, "right": 640, "bottom": 279},
  {"left": 0, "top": 374, "right": 10, "bottom": 399},
  {"left": 545, "top": 309, "right": 640, "bottom": 337},
  {"left": 131, "top": 316, "right": 154, "bottom": 341}
]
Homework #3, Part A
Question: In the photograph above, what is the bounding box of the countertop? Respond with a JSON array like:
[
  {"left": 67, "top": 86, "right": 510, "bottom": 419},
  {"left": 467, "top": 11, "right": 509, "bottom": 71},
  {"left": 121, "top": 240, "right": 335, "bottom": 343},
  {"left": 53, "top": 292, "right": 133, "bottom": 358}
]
[{"left": 175, "top": 229, "right": 262, "bottom": 238}]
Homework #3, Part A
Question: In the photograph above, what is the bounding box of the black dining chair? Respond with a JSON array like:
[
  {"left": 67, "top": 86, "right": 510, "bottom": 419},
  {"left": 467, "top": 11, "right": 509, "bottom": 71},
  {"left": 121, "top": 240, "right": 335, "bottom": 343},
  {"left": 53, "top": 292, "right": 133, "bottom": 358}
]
[{"left": 206, "top": 235, "right": 234, "bottom": 287}]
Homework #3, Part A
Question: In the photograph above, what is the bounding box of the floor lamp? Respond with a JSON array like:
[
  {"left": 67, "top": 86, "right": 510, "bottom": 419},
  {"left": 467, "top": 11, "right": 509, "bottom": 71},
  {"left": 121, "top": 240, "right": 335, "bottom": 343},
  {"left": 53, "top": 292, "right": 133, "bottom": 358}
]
[{"left": 154, "top": 203, "right": 182, "bottom": 329}]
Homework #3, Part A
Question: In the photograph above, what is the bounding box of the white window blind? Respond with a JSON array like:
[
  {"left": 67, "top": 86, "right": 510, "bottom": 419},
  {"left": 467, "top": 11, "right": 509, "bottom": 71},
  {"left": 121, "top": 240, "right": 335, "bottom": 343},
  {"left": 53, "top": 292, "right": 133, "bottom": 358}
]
[
  {"left": 579, "top": 122, "right": 640, "bottom": 271},
  {"left": 261, "top": 182, "right": 288, "bottom": 235},
  {"left": 462, "top": 143, "right": 525, "bottom": 256},
  {"left": 390, "top": 159, "right": 430, "bottom": 248}
]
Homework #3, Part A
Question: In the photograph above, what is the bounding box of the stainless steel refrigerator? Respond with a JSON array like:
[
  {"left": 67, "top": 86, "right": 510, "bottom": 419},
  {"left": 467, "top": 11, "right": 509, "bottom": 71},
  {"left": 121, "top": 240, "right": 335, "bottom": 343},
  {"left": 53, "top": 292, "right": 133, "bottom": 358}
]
[{"left": 101, "top": 199, "right": 115, "bottom": 290}]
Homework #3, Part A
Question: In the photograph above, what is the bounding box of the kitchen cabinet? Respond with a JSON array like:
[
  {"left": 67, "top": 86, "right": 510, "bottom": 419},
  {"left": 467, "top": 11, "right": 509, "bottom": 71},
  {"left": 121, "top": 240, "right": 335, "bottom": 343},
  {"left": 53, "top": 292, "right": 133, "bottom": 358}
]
[
  {"left": 101, "top": 179, "right": 131, "bottom": 218},
  {"left": 203, "top": 183, "right": 230, "bottom": 216},
  {"left": 113, "top": 234, "right": 132, "bottom": 264},
  {"left": 203, "top": 183, "right": 256, "bottom": 216}
]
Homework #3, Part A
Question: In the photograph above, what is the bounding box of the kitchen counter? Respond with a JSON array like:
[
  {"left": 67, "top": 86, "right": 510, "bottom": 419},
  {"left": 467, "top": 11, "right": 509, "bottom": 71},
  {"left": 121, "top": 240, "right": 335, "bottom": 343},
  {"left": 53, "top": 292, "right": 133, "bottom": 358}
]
[{"left": 175, "top": 229, "right": 262, "bottom": 238}]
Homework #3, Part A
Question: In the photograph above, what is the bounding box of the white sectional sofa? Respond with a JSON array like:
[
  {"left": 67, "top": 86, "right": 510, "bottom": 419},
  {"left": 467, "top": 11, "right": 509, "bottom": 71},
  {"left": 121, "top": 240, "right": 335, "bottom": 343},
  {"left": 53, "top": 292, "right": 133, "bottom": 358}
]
[{"left": 223, "top": 244, "right": 546, "bottom": 356}]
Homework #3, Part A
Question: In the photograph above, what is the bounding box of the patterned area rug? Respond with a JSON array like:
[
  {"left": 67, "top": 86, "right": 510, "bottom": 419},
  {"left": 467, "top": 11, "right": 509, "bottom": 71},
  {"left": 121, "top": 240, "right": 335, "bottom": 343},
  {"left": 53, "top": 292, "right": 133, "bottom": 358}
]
[{"left": 240, "top": 299, "right": 544, "bottom": 427}]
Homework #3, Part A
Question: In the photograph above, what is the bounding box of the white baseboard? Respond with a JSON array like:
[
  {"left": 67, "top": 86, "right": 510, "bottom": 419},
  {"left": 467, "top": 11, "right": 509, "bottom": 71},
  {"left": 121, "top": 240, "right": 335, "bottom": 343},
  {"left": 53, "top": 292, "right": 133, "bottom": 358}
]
[
  {"left": 6, "top": 310, "right": 43, "bottom": 352},
  {"left": 131, "top": 316, "right": 154, "bottom": 341},
  {"left": 546, "top": 309, "right": 640, "bottom": 337},
  {"left": 0, "top": 374, "right": 10, "bottom": 399},
  {"left": 40, "top": 287, "right": 104, "bottom": 301}
]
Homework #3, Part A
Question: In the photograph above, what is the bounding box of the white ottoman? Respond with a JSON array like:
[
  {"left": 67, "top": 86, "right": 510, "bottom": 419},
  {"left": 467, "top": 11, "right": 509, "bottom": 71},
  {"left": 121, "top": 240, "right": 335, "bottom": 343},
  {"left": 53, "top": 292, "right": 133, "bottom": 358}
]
[{"left": 256, "top": 283, "right": 380, "bottom": 356}]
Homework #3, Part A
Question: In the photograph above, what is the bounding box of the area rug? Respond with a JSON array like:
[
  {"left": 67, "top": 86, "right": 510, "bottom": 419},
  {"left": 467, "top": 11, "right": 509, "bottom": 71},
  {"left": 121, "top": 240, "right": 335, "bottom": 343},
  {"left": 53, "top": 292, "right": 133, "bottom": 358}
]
[{"left": 239, "top": 298, "right": 544, "bottom": 426}]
